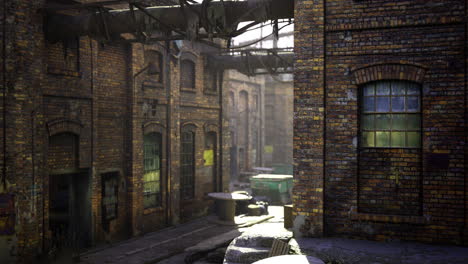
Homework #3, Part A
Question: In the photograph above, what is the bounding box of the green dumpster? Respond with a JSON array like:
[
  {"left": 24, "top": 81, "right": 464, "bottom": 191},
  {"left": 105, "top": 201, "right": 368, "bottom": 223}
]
[{"left": 250, "top": 174, "right": 293, "bottom": 204}]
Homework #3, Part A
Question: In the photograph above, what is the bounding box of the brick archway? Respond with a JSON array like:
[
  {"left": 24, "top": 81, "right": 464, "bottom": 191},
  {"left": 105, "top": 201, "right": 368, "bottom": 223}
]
[{"left": 351, "top": 63, "right": 427, "bottom": 85}]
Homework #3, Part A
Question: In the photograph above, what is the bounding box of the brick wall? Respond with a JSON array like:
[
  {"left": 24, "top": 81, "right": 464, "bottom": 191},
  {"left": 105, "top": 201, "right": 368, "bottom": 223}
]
[
  {"left": 294, "top": 0, "right": 467, "bottom": 244},
  {"left": 0, "top": 2, "right": 229, "bottom": 262}
]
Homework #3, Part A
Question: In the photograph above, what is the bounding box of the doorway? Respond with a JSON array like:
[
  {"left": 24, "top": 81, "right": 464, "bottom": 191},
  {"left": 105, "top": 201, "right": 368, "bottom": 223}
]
[{"left": 49, "top": 171, "right": 91, "bottom": 251}]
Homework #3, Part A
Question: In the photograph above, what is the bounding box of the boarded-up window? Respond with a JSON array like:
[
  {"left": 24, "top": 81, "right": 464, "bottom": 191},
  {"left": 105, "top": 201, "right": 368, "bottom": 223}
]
[
  {"left": 180, "top": 59, "right": 195, "bottom": 89},
  {"left": 143, "top": 133, "right": 162, "bottom": 208},
  {"left": 180, "top": 128, "right": 195, "bottom": 200}
]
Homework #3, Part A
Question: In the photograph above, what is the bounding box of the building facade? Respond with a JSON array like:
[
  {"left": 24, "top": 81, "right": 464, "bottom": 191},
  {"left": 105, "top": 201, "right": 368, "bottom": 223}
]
[
  {"left": 0, "top": 1, "right": 229, "bottom": 262},
  {"left": 294, "top": 0, "right": 468, "bottom": 245}
]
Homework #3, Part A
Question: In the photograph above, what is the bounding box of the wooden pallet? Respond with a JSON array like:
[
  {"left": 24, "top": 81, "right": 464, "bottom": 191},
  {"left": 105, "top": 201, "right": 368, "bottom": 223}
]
[{"left": 267, "top": 239, "right": 290, "bottom": 257}]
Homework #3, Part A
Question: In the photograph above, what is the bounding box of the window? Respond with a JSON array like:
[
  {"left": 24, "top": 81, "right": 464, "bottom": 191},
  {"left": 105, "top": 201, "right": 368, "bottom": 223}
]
[
  {"left": 143, "top": 133, "right": 162, "bottom": 208},
  {"left": 145, "top": 50, "right": 163, "bottom": 83},
  {"left": 360, "top": 80, "right": 421, "bottom": 148},
  {"left": 180, "top": 59, "right": 196, "bottom": 89},
  {"left": 180, "top": 130, "right": 195, "bottom": 200},
  {"left": 204, "top": 66, "right": 217, "bottom": 93}
]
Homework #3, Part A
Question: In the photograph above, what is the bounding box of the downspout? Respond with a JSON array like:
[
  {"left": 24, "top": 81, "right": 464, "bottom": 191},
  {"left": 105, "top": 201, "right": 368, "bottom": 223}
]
[
  {"left": 165, "top": 40, "right": 172, "bottom": 225},
  {"left": 464, "top": 0, "right": 467, "bottom": 245},
  {"left": 218, "top": 68, "right": 224, "bottom": 192},
  {"left": 2, "top": 0, "right": 7, "bottom": 191}
]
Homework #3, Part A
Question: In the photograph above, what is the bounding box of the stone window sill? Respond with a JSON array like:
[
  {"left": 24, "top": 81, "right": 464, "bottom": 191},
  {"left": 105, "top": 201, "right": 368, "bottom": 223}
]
[
  {"left": 181, "top": 88, "right": 196, "bottom": 93},
  {"left": 142, "top": 80, "right": 164, "bottom": 89},
  {"left": 203, "top": 90, "right": 218, "bottom": 96}
]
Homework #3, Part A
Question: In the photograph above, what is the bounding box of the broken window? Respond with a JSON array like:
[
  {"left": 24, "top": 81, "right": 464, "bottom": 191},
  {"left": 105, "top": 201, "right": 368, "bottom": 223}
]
[
  {"left": 180, "top": 59, "right": 196, "bottom": 90},
  {"left": 143, "top": 133, "right": 162, "bottom": 208},
  {"left": 180, "top": 128, "right": 195, "bottom": 200},
  {"left": 360, "top": 81, "right": 421, "bottom": 148},
  {"left": 101, "top": 172, "right": 119, "bottom": 231}
]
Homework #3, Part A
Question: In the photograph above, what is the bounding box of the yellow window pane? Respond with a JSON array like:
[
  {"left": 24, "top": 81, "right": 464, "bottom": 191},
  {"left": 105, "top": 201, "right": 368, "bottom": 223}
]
[
  {"left": 361, "top": 132, "right": 375, "bottom": 147},
  {"left": 376, "top": 131, "right": 390, "bottom": 147}
]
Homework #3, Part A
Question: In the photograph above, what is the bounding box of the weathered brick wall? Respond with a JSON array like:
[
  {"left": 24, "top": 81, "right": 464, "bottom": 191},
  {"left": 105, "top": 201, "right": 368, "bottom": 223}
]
[
  {"left": 1, "top": 2, "right": 229, "bottom": 261},
  {"left": 0, "top": 0, "right": 46, "bottom": 261},
  {"left": 94, "top": 43, "right": 131, "bottom": 242},
  {"left": 224, "top": 70, "right": 265, "bottom": 179},
  {"left": 295, "top": 0, "right": 467, "bottom": 244},
  {"left": 293, "top": 0, "right": 325, "bottom": 237}
]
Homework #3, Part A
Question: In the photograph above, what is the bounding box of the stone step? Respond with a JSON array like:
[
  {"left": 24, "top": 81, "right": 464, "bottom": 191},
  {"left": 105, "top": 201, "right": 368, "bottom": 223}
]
[
  {"left": 224, "top": 245, "right": 270, "bottom": 263},
  {"left": 233, "top": 229, "right": 292, "bottom": 248}
]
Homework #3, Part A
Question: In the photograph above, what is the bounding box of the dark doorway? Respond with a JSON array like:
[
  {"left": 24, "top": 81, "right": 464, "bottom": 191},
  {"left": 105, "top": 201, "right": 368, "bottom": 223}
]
[
  {"left": 48, "top": 132, "right": 91, "bottom": 255},
  {"left": 49, "top": 171, "right": 91, "bottom": 250}
]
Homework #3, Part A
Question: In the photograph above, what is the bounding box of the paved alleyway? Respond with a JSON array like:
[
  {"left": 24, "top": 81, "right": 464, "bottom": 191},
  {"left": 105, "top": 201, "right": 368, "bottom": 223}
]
[{"left": 78, "top": 207, "right": 284, "bottom": 264}]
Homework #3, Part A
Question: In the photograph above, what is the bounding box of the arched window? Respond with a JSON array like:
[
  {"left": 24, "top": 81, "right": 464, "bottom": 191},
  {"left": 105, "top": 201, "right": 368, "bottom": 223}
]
[
  {"left": 204, "top": 66, "right": 217, "bottom": 93},
  {"left": 180, "top": 127, "right": 196, "bottom": 200},
  {"left": 145, "top": 50, "right": 163, "bottom": 83},
  {"left": 360, "top": 80, "right": 421, "bottom": 148},
  {"left": 143, "top": 132, "right": 162, "bottom": 208},
  {"left": 180, "top": 59, "right": 196, "bottom": 89}
]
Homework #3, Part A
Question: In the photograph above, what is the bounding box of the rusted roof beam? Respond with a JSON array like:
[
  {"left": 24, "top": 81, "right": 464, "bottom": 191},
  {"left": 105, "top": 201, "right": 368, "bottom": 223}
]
[{"left": 45, "top": 0, "right": 294, "bottom": 42}]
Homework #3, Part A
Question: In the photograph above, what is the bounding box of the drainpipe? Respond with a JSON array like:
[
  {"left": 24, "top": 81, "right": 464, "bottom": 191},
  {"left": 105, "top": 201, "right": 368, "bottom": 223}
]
[
  {"left": 218, "top": 68, "right": 224, "bottom": 192},
  {"left": 164, "top": 40, "right": 172, "bottom": 226},
  {"left": 2, "top": 0, "right": 7, "bottom": 191}
]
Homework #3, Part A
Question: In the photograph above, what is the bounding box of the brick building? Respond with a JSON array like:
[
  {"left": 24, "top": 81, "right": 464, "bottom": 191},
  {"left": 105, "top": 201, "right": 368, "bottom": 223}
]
[
  {"left": 0, "top": 0, "right": 230, "bottom": 261},
  {"left": 225, "top": 70, "right": 265, "bottom": 180},
  {"left": 293, "top": 0, "right": 468, "bottom": 245}
]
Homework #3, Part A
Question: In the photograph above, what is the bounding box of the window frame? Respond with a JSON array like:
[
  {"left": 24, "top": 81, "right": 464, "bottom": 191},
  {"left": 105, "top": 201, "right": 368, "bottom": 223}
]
[
  {"left": 180, "top": 126, "right": 196, "bottom": 200},
  {"left": 359, "top": 80, "right": 422, "bottom": 149},
  {"left": 180, "top": 59, "right": 196, "bottom": 91},
  {"left": 143, "top": 132, "right": 163, "bottom": 209}
]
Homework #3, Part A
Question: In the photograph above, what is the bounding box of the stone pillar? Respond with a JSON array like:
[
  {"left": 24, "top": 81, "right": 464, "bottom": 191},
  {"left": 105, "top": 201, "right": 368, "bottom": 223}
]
[{"left": 292, "top": 0, "right": 326, "bottom": 237}]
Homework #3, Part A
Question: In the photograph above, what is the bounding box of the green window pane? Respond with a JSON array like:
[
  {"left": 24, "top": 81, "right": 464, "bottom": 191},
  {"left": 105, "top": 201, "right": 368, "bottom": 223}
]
[
  {"left": 391, "top": 97, "right": 405, "bottom": 112},
  {"left": 392, "top": 114, "right": 406, "bottom": 130},
  {"left": 375, "top": 114, "right": 391, "bottom": 130},
  {"left": 376, "top": 82, "right": 390, "bottom": 95},
  {"left": 376, "top": 131, "right": 390, "bottom": 147},
  {"left": 363, "top": 97, "right": 375, "bottom": 112},
  {"left": 376, "top": 97, "right": 390, "bottom": 112},
  {"left": 361, "top": 132, "right": 375, "bottom": 147},
  {"left": 407, "top": 96, "right": 420, "bottom": 112},
  {"left": 407, "top": 132, "right": 421, "bottom": 148},
  {"left": 391, "top": 132, "right": 405, "bottom": 147},
  {"left": 391, "top": 83, "right": 405, "bottom": 95},
  {"left": 407, "top": 115, "right": 421, "bottom": 130},
  {"left": 361, "top": 115, "right": 374, "bottom": 130},
  {"left": 363, "top": 85, "right": 375, "bottom": 96}
]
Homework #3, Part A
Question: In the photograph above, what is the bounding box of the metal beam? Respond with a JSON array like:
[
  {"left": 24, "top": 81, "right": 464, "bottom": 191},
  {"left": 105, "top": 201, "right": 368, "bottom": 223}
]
[{"left": 45, "top": 0, "right": 294, "bottom": 42}]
